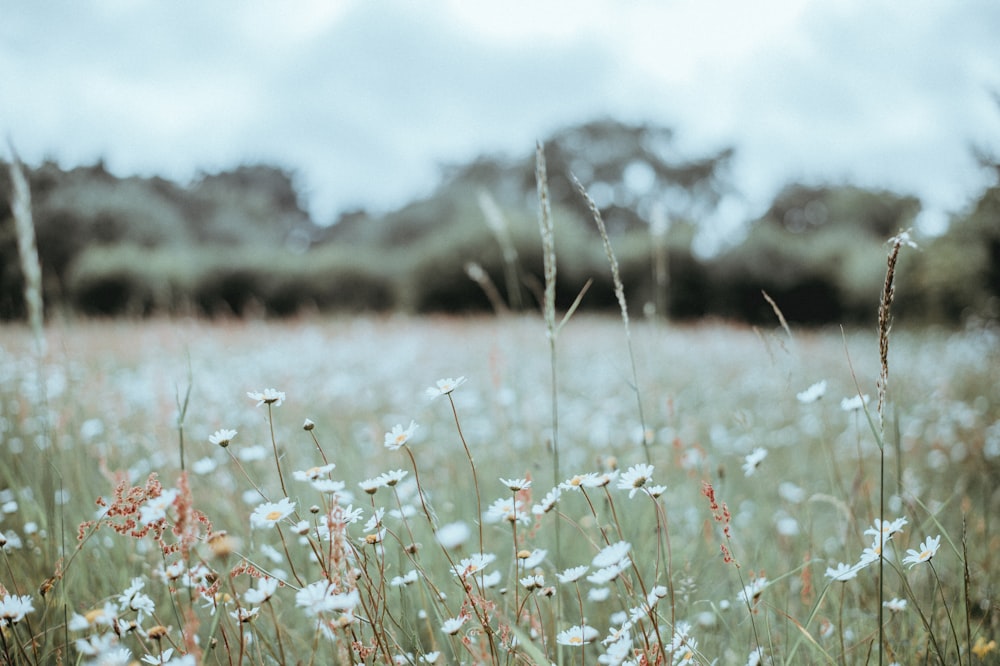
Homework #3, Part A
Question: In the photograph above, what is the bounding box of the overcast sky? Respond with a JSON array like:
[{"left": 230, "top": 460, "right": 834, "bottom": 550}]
[{"left": 3, "top": 0, "right": 999, "bottom": 244}]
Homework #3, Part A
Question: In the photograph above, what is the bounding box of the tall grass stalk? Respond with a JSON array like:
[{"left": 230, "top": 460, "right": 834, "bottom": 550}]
[
  {"left": 573, "top": 175, "right": 651, "bottom": 465},
  {"left": 478, "top": 189, "right": 523, "bottom": 311}
]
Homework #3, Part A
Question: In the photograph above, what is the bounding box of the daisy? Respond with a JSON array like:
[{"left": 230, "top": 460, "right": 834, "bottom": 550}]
[
  {"left": 587, "top": 587, "right": 610, "bottom": 602},
  {"left": 840, "top": 394, "right": 870, "bottom": 412},
  {"left": 520, "top": 574, "right": 545, "bottom": 590},
  {"left": 592, "top": 541, "right": 632, "bottom": 568},
  {"left": 230, "top": 606, "right": 259, "bottom": 623},
  {"left": 358, "top": 477, "right": 381, "bottom": 494},
  {"left": 378, "top": 469, "right": 408, "bottom": 487},
  {"left": 435, "top": 522, "right": 470, "bottom": 549},
  {"left": 882, "top": 597, "right": 907, "bottom": 612},
  {"left": 426, "top": 377, "right": 467, "bottom": 399},
  {"left": 587, "top": 561, "right": 627, "bottom": 585},
  {"left": 560, "top": 473, "right": 599, "bottom": 491},
  {"left": 191, "top": 457, "right": 217, "bottom": 475},
  {"left": 451, "top": 552, "right": 496, "bottom": 578},
  {"left": 737, "top": 577, "right": 767, "bottom": 607},
  {"left": 532, "top": 487, "right": 561, "bottom": 514},
  {"left": 796, "top": 380, "right": 827, "bottom": 404},
  {"left": 441, "top": 615, "right": 467, "bottom": 635},
  {"left": 0, "top": 593, "right": 34, "bottom": 626},
  {"left": 295, "top": 581, "right": 359, "bottom": 616},
  {"left": 243, "top": 577, "right": 279, "bottom": 605},
  {"left": 209, "top": 428, "right": 237, "bottom": 447},
  {"left": 824, "top": 562, "right": 860, "bottom": 582},
  {"left": 555, "top": 565, "right": 589, "bottom": 584},
  {"left": 293, "top": 463, "right": 336, "bottom": 482},
  {"left": 617, "top": 463, "right": 655, "bottom": 498},
  {"left": 119, "top": 578, "right": 155, "bottom": 622},
  {"left": 742, "top": 448, "right": 768, "bottom": 477},
  {"left": 250, "top": 498, "right": 296, "bottom": 529},
  {"left": 384, "top": 421, "right": 419, "bottom": 450},
  {"left": 902, "top": 535, "right": 941, "bottom": 568},
  {"left": 518, "top": 548, "right": 548, "bottom": 569},
  {"left": 864, "top": 517, "right": 908, "bottom": 545},
  {"left": 556, "top": 625, "right": 599, "bottom": 646},
  {"left": 139, "top": 489, "right": 178, "bottom": 526},
  {"left": 247, "top": 388, "right": 285, "bottom": 407},
  {"left": 500, "top": 477, "right": 531, "bottom": 491},
  {"left": 390, "top": 570, "right": 419, "bottom": 587}
]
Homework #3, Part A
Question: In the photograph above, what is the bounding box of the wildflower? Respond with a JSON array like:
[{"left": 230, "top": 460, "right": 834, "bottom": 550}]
[
  {"left": 209, "top": 428, "right": 237, "bottom": 447},
  {"left": 599, "top": 631, "right": 633, "bottom": 665},
  {"left": 378, "top": 469, "right": 408, "bottom": 487},
  {"left": 192, "top": 457, "right": 217, "bottom": 475},
  {"left": 250, "top": 497, "right": 296, "bottom": 529},
  {"left": 303, "top": 418, "right": 315, "bottom": 431},
  {"left": 243, "top": 577, "right": 279, "bottom": 605},
  {"left": 643, "top": 484, "right": 668, "bottom": 498},
  {"left": 556, "top": 565, "right": 589, "bottom": 583},
  {"left": 519, "top": 548, "right": 547, "bottom": 569},
  {"left": 560, "top": 473, "right": 599, "bottom": 491},
  {"left": 295, "top": 581, "right": 359, "bottom": 616},
  {"left": 902, "top": 535, "right": 941, "bottom": 568},
  {"left": 840, "top": 394, "right": 870, "bottom": 411},
  {"left": 882, "top": 597, "right": 907, "bottom": 612},
  {"left": 435, "top": 521, "right": 470, "bottom": 549},
  {"left": 500, "top": 477, "right": 531, "bottom": 491},
  {"left": 293, "top": 463, "right": 336, "bottom": 482},
  {"left": 746, "top": 646, "right": 767, "bottom": 666},
  {"left": 364, "top": 508, "right": 385, "bottom": 532},
  {"left": 247, "top": 388, "right": 285, "bottom": 407},
  {"left": 358, "top": 478, "right": 381, "bottom": 494},
  {"left": 593, "top": 541, "right": 632, "bottom": 568},
  {"left": 737, "top": 577, "right": 767, "bottom": 606},
  {"left": 310, "top": 479, "right": 346, "bottom": 494},
  {"left": 824, "top": 562, "right": 860, "bottom": 582},
  {"left": 585, "top": 561, "right": 625, "bottom": 586},
  {"left": 420, "top": 651, "right": 441, "bottom": 663},
  {"left": 520, "top": 574, "right": 545, "bottom": 590},
  {"left": 617, "top": 463, "right": 655, "bottom": 498},
  {"left": 485, "top": 496, "right": 530, "bottom": 525},
  {"left": 141, "top": 649, "right": 174, "bottom": 664},
  {"left": 557, "top": 624, "right": 599, "bottom": 646},
  {"left": 230, "top": 606, "right": 259, "bottom": 623},
  {"left": 384, "top": 421, "right": 419, "bottom": 451},
  {"left": 390, "top": 570, "right": 419, "bottom": 587},
  {"left": 588, "top": 587, "right": 610, "bottom": 602},
  {"left": 119, "top": 578, "right": 156, "bottom": 622},
  {"left": 972, "top": 636, "right": 997, "bottom": 658},
  {"left": 864, "top": 516, "right": 908, "bottom": 543},
  {"left": 742, "top": 447, "right": 768, "bottom": 477},
  {"left": 441, "top": 615, "right": 467, "bottom": 635},
  {"left": 238, "top": 445, "right": 269, "bottom": 462},
  {"left": 532, "top": 487, "right": 561, "bottom": 514},
  {"left": 426, "top": 377, "right": 467, "bottom": 399},
  {"left": 796, "top": 380, "right": 827, "bottom": 403},
  {"left": 0, "top": 593, "right": 34, "bottom": 626},
  {"left": 139, "top": 489, "right": 178, "bottom": 526},
  {"left": 451, "top": 552, "right": 496, "bottom": 578}
]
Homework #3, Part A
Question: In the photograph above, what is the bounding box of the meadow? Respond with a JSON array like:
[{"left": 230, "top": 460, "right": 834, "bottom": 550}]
[{"left": 1, "top": 309, "right": 998, "bottom": 665}]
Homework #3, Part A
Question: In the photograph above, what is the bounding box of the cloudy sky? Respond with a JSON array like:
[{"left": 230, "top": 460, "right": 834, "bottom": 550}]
[{"left": 3, "top": 0, "right": 999, "bottom": 241}]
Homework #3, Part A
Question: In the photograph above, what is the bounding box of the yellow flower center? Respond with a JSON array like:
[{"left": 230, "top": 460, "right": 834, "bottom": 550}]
[{"left": 266, "top": 510, "right": 283, "bottom": 521}]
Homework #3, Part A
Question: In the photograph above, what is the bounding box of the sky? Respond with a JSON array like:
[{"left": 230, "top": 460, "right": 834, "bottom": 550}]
[{"left": 2, "top": 0, "right": 999, "bottom": 249}]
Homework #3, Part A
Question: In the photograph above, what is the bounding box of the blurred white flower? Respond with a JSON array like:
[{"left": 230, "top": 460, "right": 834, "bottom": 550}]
[
  {"left": 499, "top": 477, "right": 531, "bottom": 491},
  {"left": 555, "top": 565, "right": 589, "bottom": 584},
  {"left": 139, "top": 489, "right": 178, "bottom": 526},
  {"left": 556, "top": 624, "right": 599, "bottom": 646},
  {"left": 617, "top": 463, "right": 655, "bottom": 498},
  {"left": 824, "top": 562, "right": 860, "bottom": 582},
  {"left": 0, "top": 592, "right": 34, "bottom": 626},
  {"left": 243, "top": 577, "right": 279, "bottom": 605},
  {"left": 209, "top": 428, "right": 237, "bottom": 447},
  {"left": 796, "top": 380, "right": 827, "bottom": 403},
  {"left": 441, "top": 615, "right": 467, "bottom": 635},
  {"left": 384, "top": 421, "right": 419, "bottom": 451},
  {"left": 436, "top": 522, "right": 470, "bottom": 549},
  {"left": 293, "top": 463, "right": 336, "bottom": 482},
  {"left": 883, "top": 597, "right": 908, "bottom": 612},
  {"left": 742, "top": 448, "right": 768, "bottom": 477},
  {"left": 840, "top": 394, "right": 870, "bottom": 412},
  {"left": 592, "top": 541, "right": 631, "bottom": 568}
]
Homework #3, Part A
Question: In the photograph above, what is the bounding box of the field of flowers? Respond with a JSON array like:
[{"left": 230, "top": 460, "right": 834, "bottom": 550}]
[{"left": 0, "top": 312, "right": 998, "bottom": 665}]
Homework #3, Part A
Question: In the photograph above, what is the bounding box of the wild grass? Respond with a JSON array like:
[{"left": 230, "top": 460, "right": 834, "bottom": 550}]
[{"left": 1, "top": 153, "right": 999, "bottom": 664}]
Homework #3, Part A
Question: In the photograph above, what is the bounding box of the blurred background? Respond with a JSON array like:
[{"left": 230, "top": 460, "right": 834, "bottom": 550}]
[{"left": 2, "top": 0, "right": 999, "bottom": 324}]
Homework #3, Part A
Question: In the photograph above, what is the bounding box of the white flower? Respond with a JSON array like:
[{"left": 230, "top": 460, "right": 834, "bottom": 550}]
[
  {"left": 519, "top": 548, "right": 547, "bottom": 569},
  {"left": 295, "top": 581, "right": 359, "bottom": 616},
  {"left": 435, "top": 522, "right": 470, "bottom": 549},
  {"left": 118, "top": 577, "right": 155, "bottom": 622},
  {"left": 441, "top": 615, "right": 467, "bottom": 635},
  {"left": 499, "top": 477, "right": 531, "bottom": 491},
  {"left": 451, "top": 553, "right": 496, "bottom": 578},
  {"left": 247, "top": 388, "right": 285, "bottom": 407},
  {"left": 883, "top": 597, "right": 908, "bottom": 612},
  {"left": 864, "top": 517, "right": 908, "bottom": 546},
  {"left": 796, "top": 380, "right": 827, "bottom": 403},
  {"left": 293, "top": 463, "right": 336, "bottom": 482},
  {"left": 555, "top": 565, "right": 589, "bottom": 583},
  {"left": 209, "top": 428, "right": 238, "bottom": 447},
  {"left": 617, "top": 463, "right": 655, "bottom": 498},
  {"left": 902, "top": 535, "right": 941, "bottom": 568},
  {"left": 250, "top": 498, "right": 296, "bottom": 529},
  {"left": 230, "top": 606, "right": 259, "bottom": 623},
  {"left": 840, "top": 394, "right": 870, "bottom": 411},
  {"left": 560, "top": 473, "right": 599, "bottom": 491},
  {"left": 426, "top": 377, "right": 467, "bottom": 399},
  {"left": 824, "top": 562, "right": 860, "bottom": 582},
  {"left": 737, "top": 577, "right": 767, "bottom": 606},
  {"left": 384, "top": 421, "right": 419, "bottom": 450},
  {"left": 484, "top": 496, "right": 530, "bottom": 525},
  {"left": 139, "top": 489, "right": 178, "bottom": 526},
  {"left": 520, "top": 574, "right": 545, "bottom": 590},
  {"left": 587, "top": 560, "right": 628, "bottom": 585},
  {"left": 593, "top": 541, "right": 632, "bottom": 568},
  {"left": 243, "top": 577, "right": 279, "bottom": 605},
  {"left": 390, "top": 570, "right": 419, "bottom": 587},
  {"left": 420, "top": 651, "right": 441, "bottom": 663},
  {"left": 191, "top": 457, "right": 217, "bottom": 475},
  {"left": 600, "top": 630, "right": 633, "bottom": 665},
  {"left": 588, "top": 587, "right": 610, "bottom": 602},
  {"left": 532, "top": 487, "right": 561, "bottom": 514},
  {"left": 0, "top": 593, "right": 34, "bottom": 626},
  {"left": 557, "top": 624, "right": 599, "bottom": 646},
  {"left": 742, "top": 448, "right": 768, "bottom": 477},
  {"left": 378, "top": 469, "right": 408, "bottom": 487}
]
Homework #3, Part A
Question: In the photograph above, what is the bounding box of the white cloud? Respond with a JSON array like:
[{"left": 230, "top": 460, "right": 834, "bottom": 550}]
[{"left": 2, "top": 0, "right": 998, "bottom": 227}]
